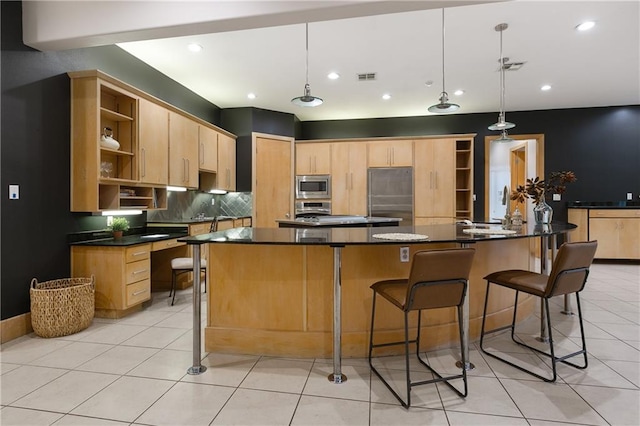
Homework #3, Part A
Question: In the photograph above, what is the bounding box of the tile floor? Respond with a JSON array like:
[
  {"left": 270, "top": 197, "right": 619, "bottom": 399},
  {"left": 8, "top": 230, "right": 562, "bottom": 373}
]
[{"left": 1, "top": 261, "right": 638, "bottom": 425}]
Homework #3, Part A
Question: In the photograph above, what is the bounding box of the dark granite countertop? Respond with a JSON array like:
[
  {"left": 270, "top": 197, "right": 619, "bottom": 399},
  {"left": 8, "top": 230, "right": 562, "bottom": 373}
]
[
  {"left": 179, "top": 222, "right": 577, "bottom": 246},
  {"left": 70, "top": 231, "right": 188, "bottom": 247},
  {"left": 276, "top": 216, "right": 401, "bottom": 227},
  {"left": 568, "top": 201, "right": 640, "bottom": 209}
]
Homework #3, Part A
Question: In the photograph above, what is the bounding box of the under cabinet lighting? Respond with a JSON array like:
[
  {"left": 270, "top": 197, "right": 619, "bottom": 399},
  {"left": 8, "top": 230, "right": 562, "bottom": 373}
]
[
  {"left": 101, "top": 210, "right": 143, "bottom": 216},
  {"left": 209, "top": 189, "right": 228, "bottom": 194},
  {"left": 167, "top": 186, "right": 187, "bottom": 192}
]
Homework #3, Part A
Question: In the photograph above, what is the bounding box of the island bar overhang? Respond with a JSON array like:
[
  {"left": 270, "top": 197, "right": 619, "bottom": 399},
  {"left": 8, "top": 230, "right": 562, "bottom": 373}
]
[{"left": 191, "top": 224, "right": 575, "bottom": 358}]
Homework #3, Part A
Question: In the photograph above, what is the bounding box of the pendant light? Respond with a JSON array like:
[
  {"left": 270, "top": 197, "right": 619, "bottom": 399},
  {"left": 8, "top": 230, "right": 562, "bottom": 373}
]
[
  {"left": 428, "top": 9, "right": 459, "bottom": 113},
  {"left": 494, "top": 129, "right": 515, "bottom": 143},
  {"left": 488, "top": 23, "right": 515, "bottom": 131},
  {"left": 291, "top": 23, "right": 323, "bottom": 107}
]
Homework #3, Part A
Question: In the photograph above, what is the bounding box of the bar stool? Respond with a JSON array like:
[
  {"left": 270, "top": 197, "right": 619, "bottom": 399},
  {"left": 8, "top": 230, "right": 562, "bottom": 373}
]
[
  {"left": 368, "top": 248, "right": 475, "bottom": 408},
  {"left": 480, "top": 240, "right": 598, "bottom": 382},
  {"left": 169, "top": 218, "right": 218, "bottom": 305}
]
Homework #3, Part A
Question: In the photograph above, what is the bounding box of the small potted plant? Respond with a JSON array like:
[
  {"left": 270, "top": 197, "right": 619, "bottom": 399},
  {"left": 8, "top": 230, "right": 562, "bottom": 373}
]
[
  {"left": 511, "top": 171, "right": 577, "bottom": 224},
  {"left": 108, "top": 217, "right": 130, "bottom": 239}
]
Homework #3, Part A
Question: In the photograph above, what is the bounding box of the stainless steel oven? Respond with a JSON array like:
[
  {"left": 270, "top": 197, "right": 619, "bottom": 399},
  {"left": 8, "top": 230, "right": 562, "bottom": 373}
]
[
  {"left": 295, "top": 175, "right": 331, "bottom": 199},
  {"left": 295, "top": 200, "right": 332, "bottom": 218}
]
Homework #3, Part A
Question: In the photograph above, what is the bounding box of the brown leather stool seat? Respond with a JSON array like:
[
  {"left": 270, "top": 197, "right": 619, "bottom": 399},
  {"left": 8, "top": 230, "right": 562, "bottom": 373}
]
[
  {"left": 368, "top": 248, "right": 475, "bottom": 408},
  {"left": 480, "top": 240, "right": 598, "bottom": 382}
]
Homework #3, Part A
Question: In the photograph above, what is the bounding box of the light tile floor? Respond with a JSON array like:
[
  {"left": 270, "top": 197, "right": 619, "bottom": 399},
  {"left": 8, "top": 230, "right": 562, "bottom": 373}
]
[{"left": 1, "top": 262, "right": 638, "bottom": 425}]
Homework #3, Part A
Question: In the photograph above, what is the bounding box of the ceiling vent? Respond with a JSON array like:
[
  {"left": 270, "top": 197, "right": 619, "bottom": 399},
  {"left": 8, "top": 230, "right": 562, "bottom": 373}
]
[{"left": 357, "top": 73, "right": 376, "bottom": 81}]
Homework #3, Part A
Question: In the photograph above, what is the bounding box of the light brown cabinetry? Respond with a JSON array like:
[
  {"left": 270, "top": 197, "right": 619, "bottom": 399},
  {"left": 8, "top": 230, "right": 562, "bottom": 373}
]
[
  {"left": 217, "top": 133, "right": 236, "bottom": 191},
  {"left": 138, "top": 99, "right": 169, "bottom": 185},
  {"left": 588, "top": 209, "right": 640, "bottom": 259},
  {"left": 169, "top": 111, "right": 199, "bottom": 188},
  {"left": 199, "top": 126, "right": 218, "bottom": 173},
  {"left": 71, "top": 244, "right": 152, "bottom": 317},
  {"left": 331, "top": 142, "right": 367, "bottom": 215},
  {"left": 367, "top": 140, "right": 413, "bottom": 167},
  {"left": 69, "top": 70, "right": 168, "bottom": 212},
  {"left": 414, "top": 139, "right": 455, "bottom": 221},
  {"left": 296, "top": 143, "right": 331, "bottom": 175}
]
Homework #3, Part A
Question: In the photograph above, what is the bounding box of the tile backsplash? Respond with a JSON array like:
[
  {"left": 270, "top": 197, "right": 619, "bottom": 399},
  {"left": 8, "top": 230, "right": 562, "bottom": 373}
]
[{"left": 147, "top": 191, "right": 252, "bottom": 221}]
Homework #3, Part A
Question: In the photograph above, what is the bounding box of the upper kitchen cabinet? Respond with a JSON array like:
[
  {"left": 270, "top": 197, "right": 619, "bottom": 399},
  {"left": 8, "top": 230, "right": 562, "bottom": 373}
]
[
  {"left": 199, "top": 125, "right": 218, "bottom": 173},
  {"left": 168, "top": 111, "right": 199, "bottom": 189},
  {"left": 217, "top": 132, "right": 236, "bottom": 191},
  {"left": 69, "top": 70, "right": 167, "bottom": 212},
  {"left": 138, "top": 99, "right": 169, "bottom": 186},
  {"left": 331, "top": 142, "right": 367, "bottom": 215},
  {"left": 367, "top": 140, "right": 413, "bottom": 167},
  {"left": 296, "top": 142, "right": 331, "bottom": 175}
]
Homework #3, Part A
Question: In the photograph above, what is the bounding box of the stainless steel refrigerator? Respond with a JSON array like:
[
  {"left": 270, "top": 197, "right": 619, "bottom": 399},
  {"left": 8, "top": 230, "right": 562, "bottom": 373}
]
[{"left": 368, "top": 167, "right": 413, "bottom": 226}]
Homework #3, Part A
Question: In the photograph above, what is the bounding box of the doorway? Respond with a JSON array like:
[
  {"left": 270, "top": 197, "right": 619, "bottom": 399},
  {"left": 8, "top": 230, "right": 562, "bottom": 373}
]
[{"left": 484, "top": 134, "right": 545, "bottom": 222}]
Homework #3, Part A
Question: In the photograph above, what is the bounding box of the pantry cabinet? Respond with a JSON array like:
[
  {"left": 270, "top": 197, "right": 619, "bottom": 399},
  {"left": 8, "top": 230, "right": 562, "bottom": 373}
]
[
  {"left": 331, "top": 142, "right": 367, "bottom": 215},
  {"left": 414, "top": 138, "right": 456, "bottom": 220}
]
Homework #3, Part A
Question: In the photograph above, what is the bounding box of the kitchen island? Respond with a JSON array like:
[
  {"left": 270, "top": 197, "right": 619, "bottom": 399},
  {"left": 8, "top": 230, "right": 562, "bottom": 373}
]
[{"left": 182, "top": 222, "right": 576, "bottom": 378}]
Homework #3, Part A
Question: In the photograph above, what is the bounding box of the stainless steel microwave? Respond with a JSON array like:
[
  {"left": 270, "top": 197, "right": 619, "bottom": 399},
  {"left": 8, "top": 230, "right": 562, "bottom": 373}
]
[{"left": 295, "top": 175, "right": 331, "bottom": 199}]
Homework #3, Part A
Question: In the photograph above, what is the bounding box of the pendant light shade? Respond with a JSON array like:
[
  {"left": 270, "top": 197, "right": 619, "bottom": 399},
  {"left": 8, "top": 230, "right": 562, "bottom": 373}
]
[
  {"left": 292, "top": 23, "right": 323, "bottom": 107},
  {"left": 494, "top": 129, "right": 515, "bottom": 143},
  {"left": 428, "top": 9, "right": 459, "bottom": 114},
  {"left": 489, "top": 23, "right": 515, "bottom": 130}
]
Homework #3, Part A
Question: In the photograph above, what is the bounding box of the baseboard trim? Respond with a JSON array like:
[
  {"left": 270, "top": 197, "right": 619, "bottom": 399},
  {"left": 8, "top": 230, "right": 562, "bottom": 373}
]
[{"left": 1, "top": 313, "right": 33, "bottom": 344}]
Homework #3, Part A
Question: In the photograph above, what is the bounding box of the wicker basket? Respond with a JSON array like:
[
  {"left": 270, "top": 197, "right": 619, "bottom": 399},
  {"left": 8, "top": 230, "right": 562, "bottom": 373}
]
[{"left": 30, "top": 276, "right": 95, "bottom": 338}]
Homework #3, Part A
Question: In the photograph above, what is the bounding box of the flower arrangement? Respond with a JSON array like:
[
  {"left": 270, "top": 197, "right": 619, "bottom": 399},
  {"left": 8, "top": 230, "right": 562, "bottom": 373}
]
[
  {"left": 511, "top": 171, "right": 577, "bottom": 205},
  {"left": 108, "top": 217, "right": 130, "bottom": 232}
]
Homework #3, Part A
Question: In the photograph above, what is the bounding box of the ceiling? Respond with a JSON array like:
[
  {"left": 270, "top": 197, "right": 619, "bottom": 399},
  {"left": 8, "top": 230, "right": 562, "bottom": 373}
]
[{"left": 116, "top": 1, "right": 639, "bottom": 122}]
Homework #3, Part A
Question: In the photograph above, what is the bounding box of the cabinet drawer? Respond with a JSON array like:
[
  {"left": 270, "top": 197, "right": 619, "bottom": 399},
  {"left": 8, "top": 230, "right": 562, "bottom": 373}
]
[
  {"left": 125, "top": 245, "right": 151, "bottom": 263},
  {"left": 126, "top": 279, "right": 151, "bottom": 307},
  {"left": 151, "top": 238, "right": 186, "bottom": 251},
  {"left": 189, "top": 222, "right": 211, "bottom": 235},
  {"left": 218, "top": 220, "right": 234, "bottom": 231},
  {"left": 125, "top": 259, "right": 150, "bottom": 284},
  {"left": 591, "top": 209, "right": 640, "bottom": 218}
]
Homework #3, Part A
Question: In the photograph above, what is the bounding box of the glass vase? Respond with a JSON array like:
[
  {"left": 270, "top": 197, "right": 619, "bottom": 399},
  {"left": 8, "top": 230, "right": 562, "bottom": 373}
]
[{"left": 534, "top": 197, "right": 553, "bottom": 224}]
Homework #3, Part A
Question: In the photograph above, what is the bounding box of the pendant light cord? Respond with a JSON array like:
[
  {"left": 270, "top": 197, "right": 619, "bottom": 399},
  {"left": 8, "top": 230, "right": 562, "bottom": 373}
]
[
  {"left": 440, "top": 9, "right": 446, "bottom": 95},
  {"left": 305, "top": 23, "right": 309, "bottom": 86},
  {"left": 499, "top": 26, "right": 505, "bottom": 115}
]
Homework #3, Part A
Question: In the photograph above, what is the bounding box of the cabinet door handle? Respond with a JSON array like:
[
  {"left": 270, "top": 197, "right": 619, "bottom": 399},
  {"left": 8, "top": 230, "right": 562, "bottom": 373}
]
[
  {"left": 186, "top": 159, "right": 190, "bottom": 183},
  {"left": 131, "top": 251, "right": 147, "bottom": 257},
  {"left": 141, "top": 148, "right": 146, "bottom": 178},
  {"left": 350, "top": 172, "right": 354, "bottom": 190},
  {"left": 345, "top": 173, "right": 349, "bottom": 190},
  {"left": 309, "top": 157, "right": 313, "bottom": 174},
  {"left": 435, "top": 171, "right": 438, "bottom": 189},
  {"left": 391, "top": 147, "right": 395, "bottom": 165},
  {"left": 132, "top": 289, "right": 148, "bottom": 296},
  {"left": 200, "top": 142, "right": 204, "bottom": 165},
  {"left": 132, "top": 269, "right": 148, "bottom": 275},
  {"left": 430, "top": 172, "right": 433, "bottom": 189}
]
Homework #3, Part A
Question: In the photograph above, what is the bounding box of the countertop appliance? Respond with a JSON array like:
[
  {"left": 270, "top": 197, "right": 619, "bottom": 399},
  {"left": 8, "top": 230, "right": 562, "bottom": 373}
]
[
  {"left": 295, "top": 200, "right": 332, "bottom": 218},
  {"left": 368, "top": 167, "right": 413, "bottom": 226},
  {"left": 295, "top": 175, "right": 331, "bottom": 199}
]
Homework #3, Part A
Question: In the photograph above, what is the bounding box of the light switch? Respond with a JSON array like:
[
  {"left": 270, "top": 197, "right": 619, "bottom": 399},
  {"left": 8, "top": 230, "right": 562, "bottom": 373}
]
[
  {"left": 9, "top": 184, "right": 19, "bottom": 200},
  {"left": 552, "top": 193, "right": 561, "bottom": 201}
]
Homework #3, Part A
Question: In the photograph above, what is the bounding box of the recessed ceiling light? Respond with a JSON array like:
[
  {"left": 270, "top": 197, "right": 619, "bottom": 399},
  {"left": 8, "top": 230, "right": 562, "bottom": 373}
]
[
  {"left": 187, "top": 43, "right": 203, "bottom": 52},
  {"left": 425, "top": 80, "right": 433, "bottom": 87},
  {"left": 382, "top": 94, "right": 391, "bottom": 100},
  {"left": 454, "top": 90, "right": 465, "bottom": 96},
  {"left": 247, "top": 93, "right": 256, "bottom": 99},
  {"left": 541, "top": 84, "right": 552, "bottom": 91},
  {"left": 576, "top": 21, "right": 595, "bottom": 31},
  {"left": 327, "top": 72, "right": 340, "bottom": 80}
]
